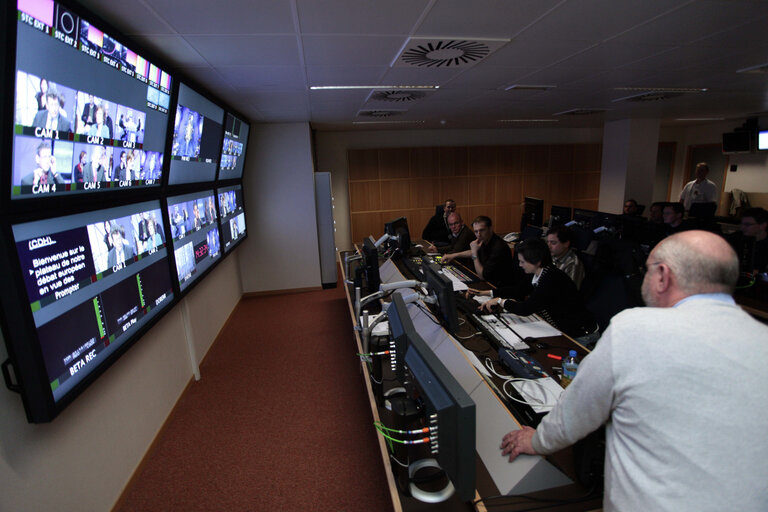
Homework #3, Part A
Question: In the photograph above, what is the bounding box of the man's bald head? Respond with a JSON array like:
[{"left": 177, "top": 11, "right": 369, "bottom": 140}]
[{"left": 643, "top": 231, "right": 738, "bottom": 307}]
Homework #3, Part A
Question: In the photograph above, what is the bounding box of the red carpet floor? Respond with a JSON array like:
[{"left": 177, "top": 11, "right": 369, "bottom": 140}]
[{"left": 113, "top": 285, "right": 393, "bottom": 511}]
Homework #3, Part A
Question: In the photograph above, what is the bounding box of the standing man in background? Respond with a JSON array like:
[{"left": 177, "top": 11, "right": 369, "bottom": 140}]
[{"left": 679, "top": 162, "right": 718, "bottom": 211}]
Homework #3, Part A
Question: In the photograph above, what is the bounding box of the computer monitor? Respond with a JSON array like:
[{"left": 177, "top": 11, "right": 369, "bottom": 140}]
[
  {"left": 549, "top": 205, "right": 572, "bottom": 226},
  {"left": 521, "top": 197, "right": 544, "bottom": 230},
  {"left": 758, "top": 130, "right": 768, "bottom": 151},
  {"left": 2, "top": 200, "right": 175, "bottom": 422},
  {"left": 217, "top": 184, "right": 246, "bottom": 253},
  {"left": 384, "top": 216, "right": 411, "bottom": 258},
  {"left": 217, "top": 112, "right": 250, "bottom": 181},
  {"left": 404, "top": 314, "right": 476, "bottom": 502},
  {"left": 167, "top": 190, "right": 222, "bottom": 293},
  {"left": 168, "top": 83, "right": 224, "bottom": 185},
  {"left": 573, "top": 208, "right": 599, "bottom": 226},
  {"left": 420, "top": 262, "right": 458, "bottom": 333},
  {"left": 361, "top": 237, "right": 381, "bottom": 296},
  {"left": 10, "top": 0, "right": 172, "bottom": 200}
]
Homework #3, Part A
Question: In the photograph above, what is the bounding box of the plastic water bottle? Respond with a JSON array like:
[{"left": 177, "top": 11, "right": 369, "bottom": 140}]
[{"left": 561, "top": 350, "right": 579, "bottom": 388}]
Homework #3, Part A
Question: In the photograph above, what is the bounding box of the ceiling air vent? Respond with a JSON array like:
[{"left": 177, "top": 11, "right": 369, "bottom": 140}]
[
  {"left": 367, "top": 90, "right": 427, "bottom": 103},
  {"left": 393, "top": 38, "right": 507, "bottom": 69},
  {"left": 356, "top": 109, "right": 406, "bottom": 118},
  {"left": 553, "top": 108, "right": 606, "bottom": 116}
]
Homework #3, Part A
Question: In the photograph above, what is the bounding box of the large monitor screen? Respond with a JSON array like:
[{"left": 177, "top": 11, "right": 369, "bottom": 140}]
[
  {"left": 218, "top": 112, "right": 250, "bottom": 181},
  {"left": 168, "top": 83, "right": 224, "bottom": 185},
  {"left": 167, "top": 190, "right": 221, "bottom": 292},
  {"left": 10, "top": 200, "right": 174, "bottom": 410},
  {"left": 11, "top": 0, "right": 171, "bottom": 200},
  {"left": 218, "top": 184, "right": 246, "bottom": 253}
]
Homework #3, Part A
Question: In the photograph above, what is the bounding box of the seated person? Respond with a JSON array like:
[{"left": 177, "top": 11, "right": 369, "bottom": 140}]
[
  {"left": 443, "top": 215, "right": 518, "bottom": 287},
  {"left": 546, "top": 225, "right": 585, "bottom": 289},
  {"left": 422, "top": 199, "right": 455, "bottom": 245},
  {"left": 477, "top": 238, "right": 597, "bottom": 339},
  {"left": 623, "top": 199, "right": 640, "bottom": 216},
  {"left": 663, "top": 202, "right": 691, "bottom": 235},
  {"left": 648, "top": 201, "right": 665, "bottom": 223},
  {"left": 739, "top": 207, "right": 768, "bottom": 273},
  {"left": 427, "top": 212, "right": 474, "bottom": 256}
]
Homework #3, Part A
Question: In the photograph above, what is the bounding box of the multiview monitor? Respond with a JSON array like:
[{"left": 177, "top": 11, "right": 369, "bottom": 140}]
[
  {"left": 4, "top": 200, "right": 175, "bottom": 421},
  {"left": 168, "top": 83, "right": 224, "bottom": 185},
  {"left": 218, "top": 112, "right": 250, "bottom": 181},
  {"left": 167, "top": 190, "right": 221, "bottom": 292},
  {"left": 217, "top": 184, "right": 246, "bottom": 253},
  {"left": 10, "top": 0, "right": 171, "bottom": 200}
]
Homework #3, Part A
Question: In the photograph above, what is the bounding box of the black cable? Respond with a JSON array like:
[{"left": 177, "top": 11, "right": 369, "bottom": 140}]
[{"left": 473, "top": 483, "right": 600, "bottom": 508}]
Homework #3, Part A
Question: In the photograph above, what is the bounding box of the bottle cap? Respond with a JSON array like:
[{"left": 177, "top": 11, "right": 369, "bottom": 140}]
[{"left": 569, "top": 350, "right": 577, "bottom": 357}]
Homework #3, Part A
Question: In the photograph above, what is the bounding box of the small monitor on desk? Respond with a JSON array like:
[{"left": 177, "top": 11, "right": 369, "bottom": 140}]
[
  {"left": 420, "top": 262, "right": 459, "bottom": 333},
  {"left": 384, "top": 216, "right": 411, "bottom": 258},
  {"left": 387, "top": 293, "right": 477, "bottom": 503},
  {"left": 522, "top": 197, "right": 544, "bottom": 230}
]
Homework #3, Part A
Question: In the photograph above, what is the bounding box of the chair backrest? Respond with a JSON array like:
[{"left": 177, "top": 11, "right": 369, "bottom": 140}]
[
  {"left": 688, "top": 202, "right": 717, "bottom": 218},
  {"left": 636, "top": 204, "right": 645, "bottom": 215}
]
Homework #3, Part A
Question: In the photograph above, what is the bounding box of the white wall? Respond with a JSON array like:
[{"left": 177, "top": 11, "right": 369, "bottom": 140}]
[
  {"left": 0, "top": 255, "right": 242, "bottom": 511},
  {"left": 238, "top": 123, "right": 323, "bottom": 292},
  {"left": 314, "top": 127, "right": 603, "bottom": 252}
]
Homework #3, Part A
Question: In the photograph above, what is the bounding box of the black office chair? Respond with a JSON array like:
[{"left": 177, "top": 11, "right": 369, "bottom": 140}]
[{"left": 636, "top": 204, "right": 645, "bottom": 216}]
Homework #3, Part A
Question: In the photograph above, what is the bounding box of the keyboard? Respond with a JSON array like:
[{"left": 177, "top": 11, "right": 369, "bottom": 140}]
[
  {"left": 462, "top": 307, "right": 530, "bottom": 351},
  {"left": 442, "top": 264, "right": 472, "bottom": 283},
  {"left": 498, "top": 348, "right": 549, "bottom": 379}
]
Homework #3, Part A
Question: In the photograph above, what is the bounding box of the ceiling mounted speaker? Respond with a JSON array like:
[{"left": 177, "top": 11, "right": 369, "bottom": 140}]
[{"left": 393, "top": 38, "right": 508, "bottom": 69}]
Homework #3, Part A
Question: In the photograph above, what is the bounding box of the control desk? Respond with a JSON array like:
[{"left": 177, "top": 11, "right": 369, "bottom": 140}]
[{"left": 340, "top": 245, "right": 604, "bottom": 512}]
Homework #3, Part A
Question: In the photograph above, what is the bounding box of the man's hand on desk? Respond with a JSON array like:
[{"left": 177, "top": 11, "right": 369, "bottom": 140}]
[
  {"left": 442, "top": 253, "right": 456, "bottom": 263},
  {"left": 500, "top": 426, "right": 537, "bottom": 462}
]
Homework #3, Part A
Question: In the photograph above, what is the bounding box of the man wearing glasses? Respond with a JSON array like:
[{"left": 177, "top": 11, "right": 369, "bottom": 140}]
[
  {"left": 499, "top": 230, "right": 768, "bottom": 511},
  {"left": 422, "top": 199, "right": 457, "bottom": 246}
]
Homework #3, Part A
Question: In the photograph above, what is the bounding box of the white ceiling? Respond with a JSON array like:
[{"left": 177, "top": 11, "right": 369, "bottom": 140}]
[{"left": 76, "top": 0, "right": 768, "bottom": 131}]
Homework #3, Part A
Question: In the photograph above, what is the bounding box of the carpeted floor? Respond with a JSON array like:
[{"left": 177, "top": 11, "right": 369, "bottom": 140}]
[{"left": 113, "top": 285, "right": 393, "bottom": 512}]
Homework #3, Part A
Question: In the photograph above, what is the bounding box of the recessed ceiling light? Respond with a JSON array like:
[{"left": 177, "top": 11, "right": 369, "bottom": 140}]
[
  {"left": 504, "top": 84, "right": 556, "bottom": 91},
  {"left": 352, "top": 120, "right": 426, "bottom": 125},
  {"left": 675, "top": 118, "right": 725, "bottom": 121},
  {"left": 499, "top": 119, "right": 558, "bottom": 122},
  {"left": 310, "top": 85, "right": 439, "bottom": 90},
  {"left": 614, "top": 87, "right": 708, "bottom": 93}
]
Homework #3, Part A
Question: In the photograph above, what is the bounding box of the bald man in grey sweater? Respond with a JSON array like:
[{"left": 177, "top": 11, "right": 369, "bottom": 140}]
[{"left": 500, "top": 231, "right": 768, "bottom": 511}]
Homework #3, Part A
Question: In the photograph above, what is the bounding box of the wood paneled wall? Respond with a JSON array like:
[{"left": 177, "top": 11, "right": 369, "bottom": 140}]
[{"left": 348, "top": 144, "right": 601, "bottom": 243}]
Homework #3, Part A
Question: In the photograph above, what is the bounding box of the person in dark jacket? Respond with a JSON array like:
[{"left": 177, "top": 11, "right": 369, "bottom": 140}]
[
  {"left": 422, "top": 199, "right": 456, "bottom": 245},
  {"left": 478, "top": 238, "right": 597, "bottom": 338}
]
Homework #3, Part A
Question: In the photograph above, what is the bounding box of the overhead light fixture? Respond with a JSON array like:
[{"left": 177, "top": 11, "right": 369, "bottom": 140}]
[
  {"left": 737, "top": 63, "right": 768, "bottom": 74},
  {"left": 675, "top": 117, "right": 725, "bottom": 121},
  {"left": 352, "top": 120, "right": 426, "bottom": 125},
  {"left": 499, "top": 119, "right": 558, "bottom": 122},
  {"left": 614, "top": 86, "right": 708, "bottom": 93},
  {"left": 504, "top": 84, "right": 556, "bottom": 91},
  {"left": 310, "top": 85, "right": 439, "bottom": 90}
]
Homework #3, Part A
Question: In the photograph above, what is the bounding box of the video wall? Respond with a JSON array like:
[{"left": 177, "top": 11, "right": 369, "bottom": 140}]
[{"left": 0, "top": 0, "right": 251, "bottom": 423}]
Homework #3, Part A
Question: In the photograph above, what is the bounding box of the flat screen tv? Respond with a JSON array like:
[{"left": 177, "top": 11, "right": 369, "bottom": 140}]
[
  {"left": 217, "top": 183, "right": 246, "bottom": 253},
  {"left": 217, "top": 112, "right": 250, "bottom": 181},
  {"left": 522, "top": 196, "right": 544, "bottom": 230},
  {"left": 9, "top": 0, "right": 171, "bottom": 200},
  {"left": 758, "top": 130, "right": 768, "bottom": 151},
  {"left": 167, "top": 190, "right": 222, "bottom": 292},
  {"left": 167, "top": 83, "right": 224, "bottom": 185},
  {"left": 0, "top": 200, "right": 175, "bottom": 422}
]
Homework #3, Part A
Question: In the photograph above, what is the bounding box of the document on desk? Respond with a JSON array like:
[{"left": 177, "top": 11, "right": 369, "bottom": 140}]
[
  {"left": 440, "top": 269, "right": 469, "bottom": 291},
  {"left": 499, "top": 313, "right": 561, "bottom": 338},
  {"left": 478, "top": 314, "right": 530, "bottom": 350},
  {"left": 510, "top": 377, "right": 563, "bottom": 414}
]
